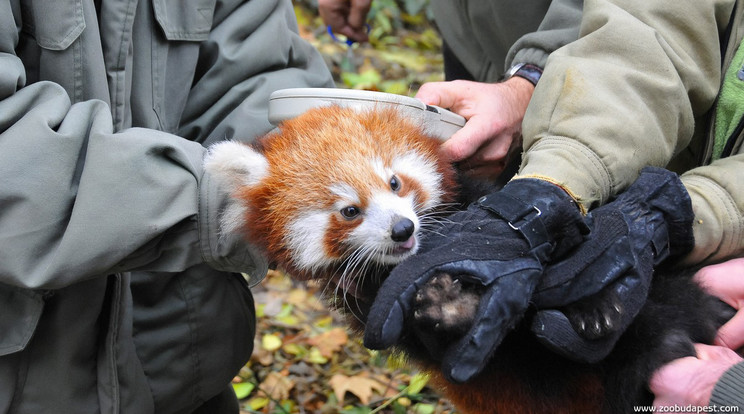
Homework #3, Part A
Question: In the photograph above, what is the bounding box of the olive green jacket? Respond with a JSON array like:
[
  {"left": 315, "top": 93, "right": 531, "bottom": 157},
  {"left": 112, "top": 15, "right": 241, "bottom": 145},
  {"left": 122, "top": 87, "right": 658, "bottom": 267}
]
[
  {"left": 437, "top": 0, "right": 744, "bottom": 265},
  {"left": 0, "top": 0, "right": 333, "bottom": 413},
  {"left": 519, "top": 0, "right": 744, "bottom": 265},
  {"left": 515, "top": 0, "right": 744, "bottom": 408}
]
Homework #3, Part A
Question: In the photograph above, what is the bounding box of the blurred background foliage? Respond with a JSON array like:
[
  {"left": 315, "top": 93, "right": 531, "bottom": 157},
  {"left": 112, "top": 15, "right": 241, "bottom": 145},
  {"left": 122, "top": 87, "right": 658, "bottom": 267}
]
[
  {"left": 293, "top": 0, "right": 444, "bottom": 94},
  {"left": 233, "top": 2, "right": 456, "bottom": 413}
]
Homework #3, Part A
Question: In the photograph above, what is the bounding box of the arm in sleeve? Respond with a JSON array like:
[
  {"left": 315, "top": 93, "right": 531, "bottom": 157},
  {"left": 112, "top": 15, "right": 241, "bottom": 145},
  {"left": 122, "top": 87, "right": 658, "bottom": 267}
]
[
  {"left": 505, "top": 0, "right": 584, "bottom": 70},
  {"left": 177, "top": 0, "right": 335, "bottom": 145},
  {"left": 518, "top": 0, "right": 734, "bottom": 211},
  {"left": 680, "top": 154, "right": 744, "bottom": 264},
  {"left": 0, "top": 11, "right": 266, "bottom": 290},
  {"left": 710, "top": 361, "right": 744, "bottom": 410}
]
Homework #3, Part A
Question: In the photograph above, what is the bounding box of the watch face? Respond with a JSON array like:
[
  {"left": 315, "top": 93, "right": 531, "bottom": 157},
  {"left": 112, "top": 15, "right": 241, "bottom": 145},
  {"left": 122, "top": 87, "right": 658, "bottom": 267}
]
[{"left": 268, "top": 88, "right": 465, "bottom": 140}]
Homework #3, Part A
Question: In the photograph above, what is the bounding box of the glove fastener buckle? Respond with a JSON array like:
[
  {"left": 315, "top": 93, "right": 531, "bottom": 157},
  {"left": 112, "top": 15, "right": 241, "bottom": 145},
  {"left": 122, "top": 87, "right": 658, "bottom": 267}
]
[
  {"left": 508, "top": 206, "right": 541, "bottom": 231},
  {"left": 477, "top": 194, "right": 550, "bottom": 250}
]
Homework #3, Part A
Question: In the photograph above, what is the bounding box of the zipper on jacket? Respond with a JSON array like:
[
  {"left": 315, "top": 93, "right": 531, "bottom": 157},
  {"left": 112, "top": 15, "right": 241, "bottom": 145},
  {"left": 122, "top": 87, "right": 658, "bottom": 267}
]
[
  {"left": 722, "top": 113, "right": 744, "bottom": 158},
  {"left": 722, "top": 3, "right": 737, "bottom": 63},
  {"left": 103, "top": 274, "right": 123, "bottom": 414}
]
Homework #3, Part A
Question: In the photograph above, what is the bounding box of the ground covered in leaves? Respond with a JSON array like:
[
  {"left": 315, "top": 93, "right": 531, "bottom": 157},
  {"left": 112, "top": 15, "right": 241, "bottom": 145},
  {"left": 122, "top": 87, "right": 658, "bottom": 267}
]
[
  {"left": 233, "top": 2, "right": 458, "bottom": 413},
  {"left": 234, "top": 271, "right": 458, "bottom": 414}
]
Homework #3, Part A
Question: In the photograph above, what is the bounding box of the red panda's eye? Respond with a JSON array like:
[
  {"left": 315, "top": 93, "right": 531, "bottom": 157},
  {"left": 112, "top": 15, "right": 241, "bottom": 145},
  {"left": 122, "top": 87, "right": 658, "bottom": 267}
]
[
  {"left": 390, "top": 175, "right": 401, "bottom": 192},
  {"left": 340, "top": 206, "right": 361, "bottom": 220}
]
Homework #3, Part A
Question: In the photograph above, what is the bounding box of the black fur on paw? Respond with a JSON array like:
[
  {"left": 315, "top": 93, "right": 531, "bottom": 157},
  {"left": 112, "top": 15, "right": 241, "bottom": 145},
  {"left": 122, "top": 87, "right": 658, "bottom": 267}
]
[
  {"left": 563, "top": 287, "right": 624, "bottom": 340},
  {"left": 413, "top": 272, "right": 482, "bottom": 337}
]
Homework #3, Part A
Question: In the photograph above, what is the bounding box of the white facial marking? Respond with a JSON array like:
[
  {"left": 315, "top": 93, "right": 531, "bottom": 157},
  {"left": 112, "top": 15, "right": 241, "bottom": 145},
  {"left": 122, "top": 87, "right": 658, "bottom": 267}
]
[
  {"left": 286, "top": 211, "right": 333, "bottom": 272},
  {"left": 392, "top": 150, "right": 443, "bottom": 210},
  {"left": 329, "top": 183, "right": 361, "bottom": 210},
  {"left": 370, "top": 157, "right": 391, "bottom": 184}
]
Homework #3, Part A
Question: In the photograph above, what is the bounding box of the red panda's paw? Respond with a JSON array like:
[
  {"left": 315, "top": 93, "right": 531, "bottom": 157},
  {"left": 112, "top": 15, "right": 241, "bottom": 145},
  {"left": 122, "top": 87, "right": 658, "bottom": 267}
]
[
  {"left": 562, "top": 286, "right": 625, "bottom": 340},
  {"left": 413, "top": 273, "right": 481, "bottom": 337}
]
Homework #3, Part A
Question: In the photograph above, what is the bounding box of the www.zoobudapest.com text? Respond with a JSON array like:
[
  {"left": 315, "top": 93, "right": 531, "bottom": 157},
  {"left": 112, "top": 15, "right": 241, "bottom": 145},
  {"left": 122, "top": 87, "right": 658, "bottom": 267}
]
[{"left": 634, "top": 405, "right": 740, "bottom": 413}]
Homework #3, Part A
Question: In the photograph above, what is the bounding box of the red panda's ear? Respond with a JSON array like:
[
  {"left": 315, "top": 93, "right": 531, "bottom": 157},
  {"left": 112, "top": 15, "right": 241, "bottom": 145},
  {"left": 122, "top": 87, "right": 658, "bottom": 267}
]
[{"left": 204, "top": 141, "right": 268, "bottom": 193}]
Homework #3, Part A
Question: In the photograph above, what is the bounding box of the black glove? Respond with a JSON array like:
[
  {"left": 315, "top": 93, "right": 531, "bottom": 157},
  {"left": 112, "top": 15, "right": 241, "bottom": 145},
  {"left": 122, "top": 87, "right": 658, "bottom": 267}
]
[
  {"left": 363, "top": 178, "right": 587, "bottom": 383},
  {"left": 529, "top": 167, "right": 694, "bottom": 363}
]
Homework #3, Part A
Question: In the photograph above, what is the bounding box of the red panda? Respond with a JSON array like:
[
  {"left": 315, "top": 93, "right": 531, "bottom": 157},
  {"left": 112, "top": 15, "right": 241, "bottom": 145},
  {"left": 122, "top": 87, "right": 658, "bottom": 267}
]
[
  {"left": 205, "top": 105, "right": 733, "bottom": 414},
  {"left": 205, "top": 106, "right": 459, "bottom": 325}
]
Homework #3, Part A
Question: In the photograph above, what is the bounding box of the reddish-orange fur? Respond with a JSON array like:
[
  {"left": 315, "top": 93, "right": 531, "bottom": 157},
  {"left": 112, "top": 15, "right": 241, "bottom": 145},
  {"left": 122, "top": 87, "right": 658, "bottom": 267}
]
[{"left": 426, "top": 366, "right": 604, "bottom": 414}]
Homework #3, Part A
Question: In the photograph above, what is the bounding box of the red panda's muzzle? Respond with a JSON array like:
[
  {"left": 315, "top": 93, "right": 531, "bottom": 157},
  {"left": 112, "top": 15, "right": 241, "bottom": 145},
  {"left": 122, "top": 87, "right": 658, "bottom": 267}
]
[{"left": 390, "top": 217, "right": 415, "bottom": 242}]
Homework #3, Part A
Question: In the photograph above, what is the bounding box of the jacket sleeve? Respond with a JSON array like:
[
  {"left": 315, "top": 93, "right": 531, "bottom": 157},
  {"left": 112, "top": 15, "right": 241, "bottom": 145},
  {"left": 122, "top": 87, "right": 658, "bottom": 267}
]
[
  {"left": 505, "top": 0, "right": 584, "bottom": 70},
  {"left": 177, "top": 0, "right": 335, "bottom": 145},
  {"left": 680, "top": 155, "right": 744, "bottom": 264},
  {"left": 0, "top": 0, "right": 331, "bottom": 290},
  {"left": 710, "top": 360, "right": 744, "bottom": 410},
  {"left": 517, "top": 0, "right": 733, "bottom": 209},
  {"left": 0, "top": 79, "right": 222, "bottom": 290}
]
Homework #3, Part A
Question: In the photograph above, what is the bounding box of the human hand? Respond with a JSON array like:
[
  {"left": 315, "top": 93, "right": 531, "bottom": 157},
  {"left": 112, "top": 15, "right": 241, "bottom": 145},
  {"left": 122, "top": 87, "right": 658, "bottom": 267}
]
[
  {"left": 318, "top": 0, "right": 371, "bottom": 43},
  {"left": 415, "top": 78, "right": 534, "bottom": 180},
  {"left": 650, "top": 344, "right": 743, "bottom": 409},
  {"left": 530, "top": 167, "right": 695, "bottom": 363},
  {"left": 364, "top": 178, "right": 587, "bottom": 383},
  {"left": 694, "top": 258, "right": 744, "bottom": 351}
]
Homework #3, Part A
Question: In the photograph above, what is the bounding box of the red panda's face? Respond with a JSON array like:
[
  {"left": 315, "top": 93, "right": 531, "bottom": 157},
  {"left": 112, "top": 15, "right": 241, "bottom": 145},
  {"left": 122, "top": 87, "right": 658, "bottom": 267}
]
[
  {"left": 281, "top": 151, "right": 443, "bottom": 274},
  {"left": 205, "top": 106, "right": 456, "bottom": 280}
]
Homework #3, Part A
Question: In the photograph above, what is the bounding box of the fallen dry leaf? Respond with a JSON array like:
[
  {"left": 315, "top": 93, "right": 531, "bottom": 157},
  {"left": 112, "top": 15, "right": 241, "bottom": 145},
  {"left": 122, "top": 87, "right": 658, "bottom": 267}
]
[
  {"left": 258, "top": 371, "right": 295, "bottom": 401},
  {"left": 307, "top": 327, "right": 349, "bottom": 358},
  {"left": 329, "top": 373, "right": 387, "bottom": 405}
]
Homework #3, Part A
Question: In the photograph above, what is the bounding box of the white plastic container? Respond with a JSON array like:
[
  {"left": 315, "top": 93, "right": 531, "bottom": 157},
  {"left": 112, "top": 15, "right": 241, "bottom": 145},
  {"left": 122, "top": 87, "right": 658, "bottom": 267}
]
[{"left": 268, "top": 88, "right": 465, "bottom": 141}]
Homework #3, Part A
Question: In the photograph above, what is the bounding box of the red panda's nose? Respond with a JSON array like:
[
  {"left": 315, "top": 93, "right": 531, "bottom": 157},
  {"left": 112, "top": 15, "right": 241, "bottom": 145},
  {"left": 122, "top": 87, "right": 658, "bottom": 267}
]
[{"left": 391, "top": 218, "right": 415, "bottom": 242}]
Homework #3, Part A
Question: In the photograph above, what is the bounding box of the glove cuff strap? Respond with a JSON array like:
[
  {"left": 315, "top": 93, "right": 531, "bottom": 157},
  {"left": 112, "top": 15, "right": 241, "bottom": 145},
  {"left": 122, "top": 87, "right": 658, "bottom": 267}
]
[{"left": 476, "top": 193, "right": 550, "bottom": 251}]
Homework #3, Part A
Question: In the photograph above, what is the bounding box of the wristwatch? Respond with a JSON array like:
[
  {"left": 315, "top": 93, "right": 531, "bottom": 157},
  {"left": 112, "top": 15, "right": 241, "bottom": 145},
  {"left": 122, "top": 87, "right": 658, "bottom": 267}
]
[{"left": 504, "top": 63, "right": 543, "bottom": 86}]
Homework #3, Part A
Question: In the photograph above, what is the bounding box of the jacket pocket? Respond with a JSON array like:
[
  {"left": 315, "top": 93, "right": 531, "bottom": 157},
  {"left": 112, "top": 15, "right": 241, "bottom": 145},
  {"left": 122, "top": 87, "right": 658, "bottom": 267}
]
[
  {"left": 0, "top": 284, "right": 44, "bottom": 356},
  {"left": 24, "top": 0, "right": 85, "bottom": 50},
  {"left": 152, "top": 0, "right": 216, "bottom": 41}
]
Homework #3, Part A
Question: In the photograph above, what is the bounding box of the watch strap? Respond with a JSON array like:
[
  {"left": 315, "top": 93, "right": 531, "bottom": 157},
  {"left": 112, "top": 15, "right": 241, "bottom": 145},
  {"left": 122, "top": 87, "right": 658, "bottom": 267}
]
[{"left": 504, "top": 63, "right": 543, "bottom": 86}]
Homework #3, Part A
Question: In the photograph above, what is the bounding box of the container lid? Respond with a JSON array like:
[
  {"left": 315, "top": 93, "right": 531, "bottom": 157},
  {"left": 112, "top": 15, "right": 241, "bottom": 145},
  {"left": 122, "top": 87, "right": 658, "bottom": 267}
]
[{"left": 268, "top": 88, "right": 465, "bottom": 141}]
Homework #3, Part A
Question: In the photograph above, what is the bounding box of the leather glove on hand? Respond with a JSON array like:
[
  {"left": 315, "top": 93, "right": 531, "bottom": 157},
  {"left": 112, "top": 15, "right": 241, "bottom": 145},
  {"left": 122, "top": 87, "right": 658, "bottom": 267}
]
[
  {"left": 530, "top": 167, "right": 695, "bottom": 363},
  {"left": 363, "top": 178, "right": 587, "bottom": 383}
]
